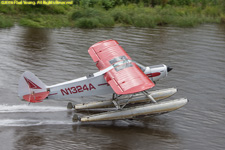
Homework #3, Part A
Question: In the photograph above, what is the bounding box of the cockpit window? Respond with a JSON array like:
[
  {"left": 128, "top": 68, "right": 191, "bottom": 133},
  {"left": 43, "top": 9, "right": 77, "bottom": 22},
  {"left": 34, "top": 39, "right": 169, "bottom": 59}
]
[
  {"left": 110, "top": 56, "right": 133, "bottom": 71},
  {"left": 134, "top": 61, "right": 146, "bottom": 72},
  {"left": 109, "top": 56, "right": 146, "bottom": 72}
]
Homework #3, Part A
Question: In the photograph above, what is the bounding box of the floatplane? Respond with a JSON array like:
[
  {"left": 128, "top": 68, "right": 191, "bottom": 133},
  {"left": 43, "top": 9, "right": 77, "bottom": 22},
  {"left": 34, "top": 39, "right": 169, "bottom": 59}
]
[{"left": 18, "top": 40, "right": 188, "bottom": 122}]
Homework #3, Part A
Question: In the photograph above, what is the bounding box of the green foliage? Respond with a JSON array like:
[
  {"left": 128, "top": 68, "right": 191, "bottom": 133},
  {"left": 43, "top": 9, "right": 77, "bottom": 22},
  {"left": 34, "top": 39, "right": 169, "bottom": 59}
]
[
  {"left": 99, "top": 0, "right": 115, "bottom": 10},
  {"left": 0, "top": 5, "right": 18, "bottom": 14},
  {"left": 0, "top": 0, "right": 225, "bottom": 28},
  {"left": 71, "top": 3, "right": 225, "bottom": 28},
  {"left": 0, "top": 5, "right": 69, "bottom": 14},
  {"left": 71, "top": 8, "right": 103, "bottom": 19},
  {"left": 109, "top": 5, "right": 133, "bottom": 24},
  {"left": 71, "top": 7, "right": 114, "bottom": 28},
  {"left": 75, "top": 18, "right": 100, "bottom": 28},
  {"left": 172, "top": 16, "right": 200, "bottom": 27},
  {"left": 0, "top": 16, "right": 14, "bottom": 28},
  {"left": 221, "top": 14, "right": 225, "bottom": 23},
  {"left": 74, "top": 0, "right": 115, "bottom": 9},
  {"left": 132, "top": 14, "right": 157, "bottom": 28},
  {"left": 222, "top": 0, "right": 225, "bottom": 12},
  {"left": 110, "top": 4, "right": 223, "bottom": 28},
  {"left": 202, "top": 6, "right": 223, "bottom": 17},
  {"left": 19, "top": 18, "right": 44, "bottom": 28},
  {"left": 19, "top": 14, "right": 70, "bottom": 28},
  {"left": 75, "top": 16, "right": 114, "bottom": 28}
]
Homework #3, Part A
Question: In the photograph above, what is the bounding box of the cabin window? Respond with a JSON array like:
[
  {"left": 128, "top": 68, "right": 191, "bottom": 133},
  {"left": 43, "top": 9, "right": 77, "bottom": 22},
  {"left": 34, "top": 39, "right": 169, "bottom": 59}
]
[{"left": 109, "top": 56, "right": 133, "bottom": 71}]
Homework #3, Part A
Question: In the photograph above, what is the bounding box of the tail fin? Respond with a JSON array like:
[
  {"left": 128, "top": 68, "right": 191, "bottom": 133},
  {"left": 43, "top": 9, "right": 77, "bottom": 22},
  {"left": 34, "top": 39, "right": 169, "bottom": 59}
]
[{"left": 18, "top": 71, "right": 49, "bottom": 103}]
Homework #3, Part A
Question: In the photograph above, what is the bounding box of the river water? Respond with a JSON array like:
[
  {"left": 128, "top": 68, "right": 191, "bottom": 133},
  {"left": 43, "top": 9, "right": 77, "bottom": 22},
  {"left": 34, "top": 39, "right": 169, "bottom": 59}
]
[{"left": 0, "top": 24, "right": 224, "bottom": 150}]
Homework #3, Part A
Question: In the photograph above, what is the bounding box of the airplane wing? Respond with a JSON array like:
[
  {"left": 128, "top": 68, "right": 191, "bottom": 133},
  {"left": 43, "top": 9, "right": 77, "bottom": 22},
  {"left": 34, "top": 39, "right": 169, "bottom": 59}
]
[{"left": 88, "top": 40, "right": 155, "bottom": 95}]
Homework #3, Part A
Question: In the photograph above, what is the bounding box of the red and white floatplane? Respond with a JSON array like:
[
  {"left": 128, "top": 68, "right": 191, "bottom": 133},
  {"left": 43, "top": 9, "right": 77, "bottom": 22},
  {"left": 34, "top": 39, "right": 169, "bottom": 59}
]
[{"left": 18, "top": 40, "right": 188, "bottom": 122}]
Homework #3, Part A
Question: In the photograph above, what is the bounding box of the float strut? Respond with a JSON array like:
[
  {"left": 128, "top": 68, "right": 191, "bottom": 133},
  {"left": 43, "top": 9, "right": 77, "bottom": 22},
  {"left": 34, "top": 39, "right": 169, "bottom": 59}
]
[
  {"left": 142, "top": 91, "right": 157, "bottom": 103},
  {"left": 112, "top": 93, "right": 121, "bottom": 110}
]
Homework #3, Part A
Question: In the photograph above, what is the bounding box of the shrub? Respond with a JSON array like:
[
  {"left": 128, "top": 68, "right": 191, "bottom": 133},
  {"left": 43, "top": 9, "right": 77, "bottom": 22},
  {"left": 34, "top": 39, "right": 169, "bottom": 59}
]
[
  {"left": 75, "top": 17, "right": 100, "bottom": 28},
  {"left": 202, "top": 6, "right": 223, "bottom": 17},
  {"left": 71, "top": 8, "right": 104, "bottom": 20},
  {"left": 132, "top": 14, "right": 157, "bottom": 28},
  {"left": 110, "top": 8, "right": 132, "bottom": 24},
  {"left": 72, "top": 7, "right": 114, "bottom": 28}
]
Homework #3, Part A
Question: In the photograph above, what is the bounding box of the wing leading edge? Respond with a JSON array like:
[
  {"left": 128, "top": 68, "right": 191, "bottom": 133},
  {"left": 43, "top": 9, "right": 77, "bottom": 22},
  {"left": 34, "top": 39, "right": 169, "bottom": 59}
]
[{"left": 88, "top": 40, "right": 155, "bottom": 95}]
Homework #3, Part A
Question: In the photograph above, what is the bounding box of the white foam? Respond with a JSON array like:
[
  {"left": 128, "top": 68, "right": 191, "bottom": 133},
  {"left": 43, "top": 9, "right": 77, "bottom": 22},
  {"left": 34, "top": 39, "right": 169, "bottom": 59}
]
[
  {"left": 0, "top": 104, "right": 67, "bottom": 113},
  {"left": 0, "top": 119, "right": 77, "bottom": 127}
]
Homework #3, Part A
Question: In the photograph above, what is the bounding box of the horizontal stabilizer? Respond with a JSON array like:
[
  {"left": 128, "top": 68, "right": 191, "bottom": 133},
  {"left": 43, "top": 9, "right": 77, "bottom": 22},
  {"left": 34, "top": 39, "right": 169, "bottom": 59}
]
[{"left": 23, "top": 91, "right": 49, "bottom": 103}]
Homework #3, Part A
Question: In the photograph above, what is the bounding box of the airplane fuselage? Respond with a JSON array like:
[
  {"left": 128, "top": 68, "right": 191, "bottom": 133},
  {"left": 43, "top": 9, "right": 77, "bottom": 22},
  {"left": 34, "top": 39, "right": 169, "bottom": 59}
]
[{"left": 47, "top": 64, "right": 168, "bottom": 100}]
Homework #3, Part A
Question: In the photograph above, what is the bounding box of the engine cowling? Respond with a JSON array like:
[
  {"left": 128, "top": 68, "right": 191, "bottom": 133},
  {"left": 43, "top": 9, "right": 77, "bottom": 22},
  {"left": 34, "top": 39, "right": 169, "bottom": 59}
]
[{"left": 144, "top": 64, "right": 171, "bottom": 82}]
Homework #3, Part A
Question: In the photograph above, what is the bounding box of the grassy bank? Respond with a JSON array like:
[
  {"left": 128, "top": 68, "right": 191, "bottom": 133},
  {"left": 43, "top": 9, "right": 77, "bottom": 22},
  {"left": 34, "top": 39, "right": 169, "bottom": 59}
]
[
  {"left": 0, "top": 3, "right": 224, "bottom": 29},
  {"left": 19, "top": 14, "right": 70, "bottom": 28},
  {"left": 110, "top": 5, "right": 222, "bottom": 27},
  {"left": 0, "top": 15, "right": 14, "bottom": 28}
]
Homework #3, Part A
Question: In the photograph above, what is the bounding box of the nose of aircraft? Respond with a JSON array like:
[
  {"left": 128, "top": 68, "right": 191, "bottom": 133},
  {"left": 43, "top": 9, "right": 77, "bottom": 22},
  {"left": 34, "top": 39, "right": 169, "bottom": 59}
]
[{"left": 167, "top": 66, "right": 173, "bottom": 72}]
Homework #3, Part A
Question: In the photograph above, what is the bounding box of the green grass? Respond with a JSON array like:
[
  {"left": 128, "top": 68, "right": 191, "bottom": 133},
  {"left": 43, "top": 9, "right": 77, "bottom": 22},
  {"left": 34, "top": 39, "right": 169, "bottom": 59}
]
[
  {"left": 107, "top": 4, "right": 223, "bottom": 28},
  {"left": 0, "top": 5, "right": 70, "bottom": 14},
  {"left": 221, "top": 14, "right": 225, "bottom": 23},
  {"left": 0, "top": 16, "right": 14, "bottom": 28},
  {"left": 71, "top": 7, "right": 115, "bottom": 28},
  {"left": 19, "top": 14, "right": 70, "bottom": 28},
  {"left": 0, "top": 4, "right": 224, "bottom": 28}
]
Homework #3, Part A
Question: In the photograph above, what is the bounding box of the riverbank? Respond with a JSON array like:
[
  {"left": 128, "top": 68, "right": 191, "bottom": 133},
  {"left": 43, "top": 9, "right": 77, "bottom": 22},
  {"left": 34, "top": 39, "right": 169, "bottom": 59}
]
[{"left": 0, "top": 4, "right": 225, "bottom": 29}]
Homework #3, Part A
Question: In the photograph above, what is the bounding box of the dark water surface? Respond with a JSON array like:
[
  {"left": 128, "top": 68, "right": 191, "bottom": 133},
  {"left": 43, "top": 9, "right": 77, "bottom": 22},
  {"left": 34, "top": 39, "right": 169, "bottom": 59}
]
[{"left": 0, "top": 24, "right": 225, "bottom": 150}]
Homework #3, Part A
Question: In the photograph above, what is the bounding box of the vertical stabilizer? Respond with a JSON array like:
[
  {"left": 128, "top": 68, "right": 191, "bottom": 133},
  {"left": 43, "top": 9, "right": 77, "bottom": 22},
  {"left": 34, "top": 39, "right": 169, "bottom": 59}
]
[{"left": 18, "top": 71, "right": 49, "bottom": 103}]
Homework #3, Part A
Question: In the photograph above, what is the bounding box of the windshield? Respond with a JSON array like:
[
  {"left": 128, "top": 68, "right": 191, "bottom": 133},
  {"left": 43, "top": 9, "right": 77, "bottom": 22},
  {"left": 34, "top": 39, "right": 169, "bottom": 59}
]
[
  {"left": 134, "top": 61, "right": 146, "bottom": 72},
  {"left": 109, "top": 56, "right": 146, "bottom": 72}
]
